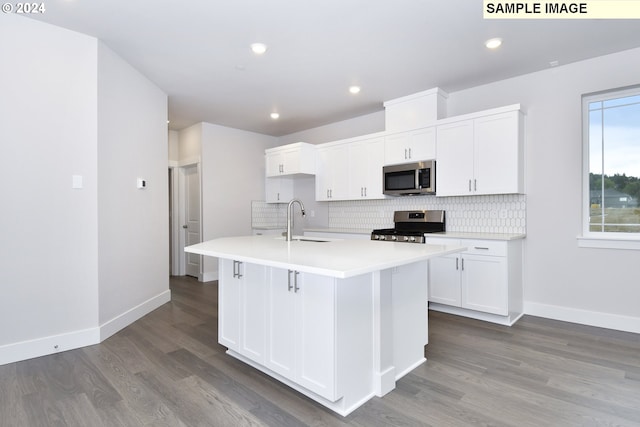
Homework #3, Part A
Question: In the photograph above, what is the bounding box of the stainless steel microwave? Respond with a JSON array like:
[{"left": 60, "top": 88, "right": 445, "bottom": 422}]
[{"left": 383, "top": 160, "right": 436, "bottom": 196}]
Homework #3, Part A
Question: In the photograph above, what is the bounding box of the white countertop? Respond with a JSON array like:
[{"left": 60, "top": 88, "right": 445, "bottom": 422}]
[
  {"left": 185, "top": 235, "right": 465, "bottom": 279},
  {"left": 424, "top": 232, "right": 526, "bottom": 241}
]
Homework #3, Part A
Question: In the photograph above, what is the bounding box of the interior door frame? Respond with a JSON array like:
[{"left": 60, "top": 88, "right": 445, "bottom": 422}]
[{"left": 170, "top": 158, "right": 202, "bottom": 278}]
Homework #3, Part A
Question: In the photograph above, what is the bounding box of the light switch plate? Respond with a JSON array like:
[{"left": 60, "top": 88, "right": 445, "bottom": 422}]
[{"left": 72, "top": 175, "right": 83, "bottom": 189}]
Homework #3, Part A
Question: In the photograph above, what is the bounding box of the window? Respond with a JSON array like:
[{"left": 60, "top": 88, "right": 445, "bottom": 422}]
[{"left": 581, "top": 86, "right": 640, "bottom": 248}]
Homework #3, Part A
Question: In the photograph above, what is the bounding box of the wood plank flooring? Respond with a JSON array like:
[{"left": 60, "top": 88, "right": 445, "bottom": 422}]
[{"left": 2, "top": 275, "right": 639, "bottom": 426}]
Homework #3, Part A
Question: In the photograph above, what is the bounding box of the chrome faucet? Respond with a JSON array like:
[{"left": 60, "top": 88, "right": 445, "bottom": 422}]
[{"left": 286, "top": 199, "right": 306, "bottom": 241}]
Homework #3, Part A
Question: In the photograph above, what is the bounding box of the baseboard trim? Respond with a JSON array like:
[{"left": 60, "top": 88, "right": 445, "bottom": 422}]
[
  {"left": 100, "top": 289, "right": 172, "bottom": 341},
  {"left": 201, "top": 271, "right": 218, "bottom": 282},
  {"left": 0, "top": 327, "right": 100, "bottom": 366},
  {"left": 0, "top": 289, "right": 172, "bottom": 366},
  {"left": 524, "top": 301, "right": 640, "bottom": 334}
]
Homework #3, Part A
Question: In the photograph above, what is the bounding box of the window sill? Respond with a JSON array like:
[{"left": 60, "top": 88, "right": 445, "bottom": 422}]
[{"left": 577, "top": 235, "right": 640, "bottom": 250}]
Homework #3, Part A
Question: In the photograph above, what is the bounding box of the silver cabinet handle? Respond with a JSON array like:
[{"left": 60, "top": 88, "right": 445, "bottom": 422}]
[
  {"left": 233, "top": 260, "right": 243, "bottom": 278},
  {"left": 468, "top": 179, "right": 472, "bottom": 192},
  {"left": 287, "top": 269, "right": 293, "bottom": 291},
  {"left": 294, "top": 271, "right": 300, "bottom": 293},
  {"left": 408, "top": 148, "right": 412, "bottom": 159},
  {"left": 456, "top": 258, "right": 459, "bottom": 270},
  {"left": 364, "top": 187, "right": 367, "bottom": 197},
  {"left": 474, "top": 246, "right": 489, "bottom": 250},
  {"left": 474, "top": 179, "right": 477, "bottom": 191},
  {"left": 182, "top": 225, "right": 188, "bottom": 229},
  {"left": 404, "top": 148, "right": 408, "bottom": 159},
  {"left": 461, "top": 258, "right": 464, "bottom": 271}
]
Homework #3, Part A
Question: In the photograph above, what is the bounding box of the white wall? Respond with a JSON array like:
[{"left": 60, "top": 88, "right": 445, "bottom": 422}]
[
  {"left": 168, "top": 130, "right": 180, "bottom": 164},
  {"left": 0, "top": 15, "right": 171, "bottom": 365},
  {"left": 97, "top": 42, "right": 170, "bottom": 338},
  {"left": 0, "top": 14, "right": 100, "bottom": 363},
  {"left": 200, "top": 123, "right": 277, "bottom": 279},
  {"left": 178, "top": 123, "right": 203, "bottom": 164},
  {"left": 278, "top": 111, "right": 385, "bottom": 145}
]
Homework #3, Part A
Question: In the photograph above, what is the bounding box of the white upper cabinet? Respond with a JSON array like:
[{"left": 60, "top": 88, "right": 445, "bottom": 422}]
[
  {"left": 315, "top": 143, "right": 349, "bottom": 201},
  {"left": 265, "top": 177, "right": 294, "bottom": 203},
  {"left": 348, "top": 136, "right": 385, "bottom": 199},
  {"left": 265, "top": 142, "right": 316, "bottom": 177},
  {"left": 436, "top": 106, "right": 524, "bottom": 197},
  {"left": 316, "top": 134, "right": 386, "bottom": 202},
  {"left": 384, "top": 126, "right": 436, "bottom": 165}
]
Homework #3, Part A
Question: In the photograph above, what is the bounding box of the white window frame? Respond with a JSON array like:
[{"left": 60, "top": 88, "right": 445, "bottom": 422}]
[{"left": 579, "top": 85, "right": 640, "bottom": 250}]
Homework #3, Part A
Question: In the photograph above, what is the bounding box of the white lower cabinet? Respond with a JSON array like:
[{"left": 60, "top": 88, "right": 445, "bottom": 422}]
[
  {"left": 266, "top": 269, "right": 338, "bottom": 400},
  {"left": 218, "top": 259, "right": 267, "bottom": 360},
  {"left": 217, "top": 258, "right": 430, "bottom": 415},
  {"left": 426, "top": 237, "right": 523, "bottom": 325}
]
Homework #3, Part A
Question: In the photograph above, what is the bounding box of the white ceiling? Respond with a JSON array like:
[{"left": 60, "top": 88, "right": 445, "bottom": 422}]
[{"left": 29, "top": 0, "right": 640, "bottom": 136}]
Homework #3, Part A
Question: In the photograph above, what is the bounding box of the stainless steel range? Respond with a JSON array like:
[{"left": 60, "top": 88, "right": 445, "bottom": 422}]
[{"left": 371, "top": 210, "right": 445, "bottom": 243}]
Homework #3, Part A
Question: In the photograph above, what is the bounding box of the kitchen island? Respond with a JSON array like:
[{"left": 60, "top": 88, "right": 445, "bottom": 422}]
[{"left": 185, "top": 235, "right": 464, "bottom": 416}]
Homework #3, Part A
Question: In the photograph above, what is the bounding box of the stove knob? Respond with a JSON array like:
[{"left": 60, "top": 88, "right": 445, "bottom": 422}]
[
  {"left": 409, "top": 236, "right": 416, "bottom": 242},
  {"left": 376, "top": 235, "right": 382, "bottom": 240},
  {"left": 403, "top": 236, "right": 409, "bottom": 241},
  {"left": 391, "top": 235, "right": 397, "bottom": 241}
]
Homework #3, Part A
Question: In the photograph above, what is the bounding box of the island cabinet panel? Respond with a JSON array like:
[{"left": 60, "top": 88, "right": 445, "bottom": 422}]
[
  {"left": 265, "top": 268, "right": 297, "bottom": 380},
  {"left": 218, "top": 259, "right": 267, "bottom": 361},
  {"left": 295, "top": 272, "right": 338, "bottom": 400},
  {"left": 266, "top": 268, "right": 338, "bottom": 401},
  {"left": 218, "top": 259, "right": 241, "bottom": 351}
]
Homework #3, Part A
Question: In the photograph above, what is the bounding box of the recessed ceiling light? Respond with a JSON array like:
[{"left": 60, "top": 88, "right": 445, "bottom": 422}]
[
  {"left": 270, "top": 112, "right": 280, "bottom": 120},
  {"left": 251, "top": 43, "right": 268, "bottom": 55},
  {"left": 485, "top": 38, "right": 502, "bottom": 49},
  {"left": 349, "top": 86, "right": 361, "bottom": 94}
]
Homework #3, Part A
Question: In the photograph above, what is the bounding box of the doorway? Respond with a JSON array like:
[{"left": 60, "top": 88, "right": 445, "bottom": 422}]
[{"left": 170, "top": 162, "right": 202, "bottom": 279}]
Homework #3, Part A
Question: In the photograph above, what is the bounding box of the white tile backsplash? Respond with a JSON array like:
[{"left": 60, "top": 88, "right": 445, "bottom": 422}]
[
  {"left": 251, "top": 200, "right": 286, "bottom": 228},
  {"left": 328, "top": 194, "right": 526, "bottom": 234},
  {"left": 253, "top": 195, "right": 526, "bottom": 234}
]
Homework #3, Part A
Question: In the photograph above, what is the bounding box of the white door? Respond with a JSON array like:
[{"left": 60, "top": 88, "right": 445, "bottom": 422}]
[{"left": 184, "top": 164, "right": 201, "bottom": 277}]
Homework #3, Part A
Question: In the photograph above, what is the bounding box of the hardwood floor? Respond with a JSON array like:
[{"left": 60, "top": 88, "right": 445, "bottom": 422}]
[{"left": 2, "top": 275, "right": 640, "bottom": 426}]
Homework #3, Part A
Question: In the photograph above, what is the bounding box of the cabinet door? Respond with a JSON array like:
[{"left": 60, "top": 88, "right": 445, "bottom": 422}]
[
  {"left": 265, "top": 177, "right": 294, "bottom": 203},
  {"left": 218, "top": 259, "right": 241, "bottom": 350},
  {"left": 474, "top": 111, "right": 523, "bottom": 195},
  {"left": 384, "top": 132, "right": 411, "bottom": 165},
  {"left": 428, "top": 254, "right": 462, "bottom": 306},
  {"left": 408, "top": 127, "right": 436, "bottom": 161},
  {"left": 239, "top": 263, "right": 267, "bottom": 363},
  {"left": 315, "top": 145, "right": 348, "bottom": 201},
  {"left": 281, "top": 149, "right": 300, "bottom": 175},
  {"left": 265, "top": 268, "right": 296, "bottom": 379},
  {"left": 462, "top": 255, "right": 508, "bottom": 315},
  {"left": 296, "top": 273, "right": 337, "bottom": 401},
  {"left": 265, "top": 152, "right": 283, "bottom": 177},
  {"left": 348, "top": 137, "right": 385, "bottom": 199},
  {"left": 436, "top": 120, "right": 474, "bottom": 197}
]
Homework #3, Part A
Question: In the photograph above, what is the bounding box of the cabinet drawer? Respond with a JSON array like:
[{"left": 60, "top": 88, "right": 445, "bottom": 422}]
[
  {"left": 462, "top": 240, "right": 507, "bottom": 256},
  {"left": 424, "top": 237, "right": 461, "bottom": 247}
]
